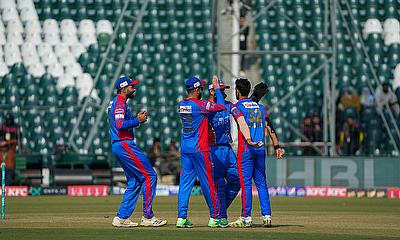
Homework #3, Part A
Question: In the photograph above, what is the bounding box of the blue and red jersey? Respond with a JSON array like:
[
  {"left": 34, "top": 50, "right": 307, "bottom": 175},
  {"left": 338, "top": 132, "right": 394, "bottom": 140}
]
[
  {"left": 108, "top": 94, "right": 140, "bottom": 143},
  {"left": 209, "top": 100, "right": 233, "bottom": 145},
  {"left": 178, "top": 89, "right": 226, "bottom": 153},
  {"left": 230, "top": 98, "right": 266, "bottom": 151}
]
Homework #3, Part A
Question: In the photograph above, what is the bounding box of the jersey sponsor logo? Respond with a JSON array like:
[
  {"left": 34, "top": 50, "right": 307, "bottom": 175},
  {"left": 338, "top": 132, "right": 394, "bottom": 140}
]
[
  {"left": 115, "top": 108, "right": 125, "bottom": 119},
  {"left": 243, "top": 102, "right": 259, "bottom": 109},
  {"left": 179, "top": 106, "right": 192, "bottom": 113}
]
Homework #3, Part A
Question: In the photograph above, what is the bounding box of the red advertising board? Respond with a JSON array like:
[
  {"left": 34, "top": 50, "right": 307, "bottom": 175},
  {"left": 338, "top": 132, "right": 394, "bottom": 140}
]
[
  {"left": 0, "top": 186, "right": 29, "bottom": 197},
  {"left": 68, "top": 185, "right": 109, "bottom": 196},
  {"left": 306, "top": 186, "right": 347, "bottom": 197},
  {"left": 387, "top": 188, "right": 400, "bottom": 199}
]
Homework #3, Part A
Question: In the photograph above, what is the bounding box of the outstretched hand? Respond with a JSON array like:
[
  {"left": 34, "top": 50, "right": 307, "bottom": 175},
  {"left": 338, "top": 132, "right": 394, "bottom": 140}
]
[
  {"left": 212, "top": 76, "right": 220, "bottom": 90},
  {"left": 137, "top": 111, "right": 148, "bottom": 123},
  {"left": 246, "top": 139, "right": 264, "bottom": 148},
  {"left": 275, "top": 147, "right": 285, "bottom": 159}
]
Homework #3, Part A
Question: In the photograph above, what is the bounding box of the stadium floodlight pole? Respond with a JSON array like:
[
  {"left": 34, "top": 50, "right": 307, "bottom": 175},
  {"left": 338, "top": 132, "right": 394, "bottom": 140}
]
[
  {"left": 68, "top": 0, "right": 131, "bottom": 152},
  {"left": 1, "top": 162, "right": 5, "bottom": 220},
  {"left": 329, "top": 0, "right": 338, "bottom": 156},
  {"left": 83, "top": 0, "right": 150, "bottom": 151},
  {"left": 224, "top": 0, "right": 277, "bottom": 44},
  {"left": 230, "top": 0, "right": 240, "bottom": 150},
  {"left": 211, "top": 0, "right": 221, "bottom": 76},
  {"left": 339, "top": 1, "right": 400, "bottom": 152},
  {"left": 322, "top": 0, "right": 330, "bottom": 156}
]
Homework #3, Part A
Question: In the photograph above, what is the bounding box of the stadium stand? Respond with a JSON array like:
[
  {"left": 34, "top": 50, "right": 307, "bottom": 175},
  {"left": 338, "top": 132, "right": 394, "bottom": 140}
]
[
  {"left": 0, "top": 0, "right": 399, "bottom": 161},
  {"left": 0, "top": 0, "right": 212, "bottom": 158},
  {"left": 252, "top": 0, "right": 400, "bottom": 155}
]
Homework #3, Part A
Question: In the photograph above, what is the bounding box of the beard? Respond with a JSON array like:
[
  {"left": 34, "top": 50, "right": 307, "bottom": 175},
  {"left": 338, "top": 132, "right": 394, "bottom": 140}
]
[{"left": 126, "top": 90, "right": 136, "bottom": 99}]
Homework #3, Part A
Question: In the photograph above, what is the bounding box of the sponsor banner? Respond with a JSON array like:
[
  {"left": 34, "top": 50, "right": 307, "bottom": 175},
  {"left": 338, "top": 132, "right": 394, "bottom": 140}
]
[
  {"left": 112, "top": 186, "right": 125, "bottom": 195},
  {"left": 112, "top": 185, "right": 180, "bottom": 196},
  {"left": 268, "top": 186, "right": 306, "bottom": 197},
  {"left": 156, "top": 184, "right": 179, "bottom": 196},
  {"left": 29, "top": 187, "right": 42, "bottom": 196},
  {"left": 347, "top": 189, "right": 386, "bottom": 198},
  {"left": 68, "top": 185, "right": 109, "bottom": 196},
  {"left": 267, "top": 157, "right": 400, "bottom": 188},
  {"left": 42, "top": 186, "right": 68, "bottom": 196},
  {"left": 305, "top": 186, "right": 347, "bottom": 198},
  {"left": 367, "top": 189, "right": 386, "bottom": 198},
  {"left": 191, "top": 186, "right": 202, "bottom": 196},
  {"left": 387, "top": 188, "right": 400, "bottom": 199},
  {"left": 0, "top": 186, "right": 29, "bottom": 197}
]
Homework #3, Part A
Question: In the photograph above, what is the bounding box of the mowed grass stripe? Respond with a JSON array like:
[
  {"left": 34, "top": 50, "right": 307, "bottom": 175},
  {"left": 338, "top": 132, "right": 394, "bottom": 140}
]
[{"left": 0, "top": 196, "right": 399, "bottom": 240}]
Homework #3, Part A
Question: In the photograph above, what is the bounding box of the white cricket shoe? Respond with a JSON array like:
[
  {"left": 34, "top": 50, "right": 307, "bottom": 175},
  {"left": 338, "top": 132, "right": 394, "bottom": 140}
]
[
  {"left": 140, "top": 216, "right": 167, "bottom": 227},
  {"left": 262, "top": 215, "right": 272, "bottom": 228},
  {"left": 112, "top": 217, "right": 139, "bottom": 227},
  {"left": 230, "top": 216, "right": 252, "bottom": 228}
]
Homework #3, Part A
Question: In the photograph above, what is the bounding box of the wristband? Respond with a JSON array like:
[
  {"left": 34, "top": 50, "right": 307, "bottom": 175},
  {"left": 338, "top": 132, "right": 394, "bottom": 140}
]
[{"left": 274, "top": 145, "right": 281, "bottom": 150}]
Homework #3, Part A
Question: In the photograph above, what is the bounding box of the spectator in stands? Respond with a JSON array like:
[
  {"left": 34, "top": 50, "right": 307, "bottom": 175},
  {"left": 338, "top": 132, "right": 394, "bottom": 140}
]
[
  {"left": 167, "top": 139, "right": 180, "bottom": 158},
  {"left": 338, "top": 87, "right": 361, "bottom": 113},
  {"left": 312, "top": 112, "right": 322, "bottom": 142},
  {"left": 392, "top": 78, "right": 400, "bottom": 109},
  {"left": 0, "top": 115, "right": 20, "bottom": 185},
  {"left": 339, "top": 116, "right": 362, "bottom": 155},
  {"left": 301, "top": 112, "right": 322, "bottom": 155},
  {"left": 302, "top": 116, "right": 315, "bottom": 155},
  {"left": 360, "top": 86, "right": 375, "bottom": 108},
  {"left": 240, "top": 16, "right": 249, "bottom": 71},
  {"left": 148, "top": 138, "right": 161, "bottom": 168},
  {"left": 375, "top": 82, "right": 400, "bottom": 117}
]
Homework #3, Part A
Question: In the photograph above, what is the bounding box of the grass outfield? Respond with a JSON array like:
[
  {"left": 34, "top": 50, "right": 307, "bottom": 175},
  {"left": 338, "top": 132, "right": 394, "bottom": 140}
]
[{"left": 0, "top": 195, "right": 399, "bottom": 240}]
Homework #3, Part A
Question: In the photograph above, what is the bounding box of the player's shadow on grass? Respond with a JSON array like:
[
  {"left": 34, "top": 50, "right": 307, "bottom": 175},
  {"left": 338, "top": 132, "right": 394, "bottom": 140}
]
[
  {"left": 253, "top": 224, "right": 304, "bottom": 228},
  {"left": 192, "top": 224, "right": 304, "bottom": 229}
]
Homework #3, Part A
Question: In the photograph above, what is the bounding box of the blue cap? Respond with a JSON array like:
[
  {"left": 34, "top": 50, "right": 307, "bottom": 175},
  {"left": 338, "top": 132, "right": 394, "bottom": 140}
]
[
  {"left": 115, "top": 75, "right": 140, "bottom": 90},
  {"left": 208, "top": 79, "right": 230, "bottom": 90},
  {"left": 185, "top": 76, "right": 206, "bottom": 90}
]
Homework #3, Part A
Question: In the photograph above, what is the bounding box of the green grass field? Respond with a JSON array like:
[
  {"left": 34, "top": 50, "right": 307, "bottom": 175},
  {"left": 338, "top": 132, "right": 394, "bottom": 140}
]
[{"left": 0, "top": 195, "right": 399, "bottom": 240}]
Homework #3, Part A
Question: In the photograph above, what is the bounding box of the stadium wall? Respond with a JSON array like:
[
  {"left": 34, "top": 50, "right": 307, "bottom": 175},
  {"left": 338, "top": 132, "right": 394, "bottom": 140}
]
[{"left": 267, "top": 157, "right": 400, "bottom": 188}]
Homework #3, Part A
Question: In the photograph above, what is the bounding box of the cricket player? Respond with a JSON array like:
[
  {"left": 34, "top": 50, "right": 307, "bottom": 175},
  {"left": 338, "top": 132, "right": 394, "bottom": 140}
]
[
  {"left": 250, "top": 83, "right": 285, "bottom": 159},
  {"left": 229, "top": 78, "right": 272, "bottom": 228},
  {"left": 108, "top": 75, "right": 167, "bottom": 227},
  {"left": 176, "top": 76, "right": 226, "bottom": 228},
  {"left": 208, "top": 77, "right": 262, "bottom": 226}
]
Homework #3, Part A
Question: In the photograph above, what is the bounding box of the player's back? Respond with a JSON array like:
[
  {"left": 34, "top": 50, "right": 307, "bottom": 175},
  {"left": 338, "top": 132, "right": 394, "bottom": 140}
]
[
  {"left": 234, "top": 98, "right": 266, "bottom": 146},
  {"left": 210, "top": 101, "right": 232, "bottom": 145},
  {"left": 178, "top": 98, "right": 214, "bottom": 153}
]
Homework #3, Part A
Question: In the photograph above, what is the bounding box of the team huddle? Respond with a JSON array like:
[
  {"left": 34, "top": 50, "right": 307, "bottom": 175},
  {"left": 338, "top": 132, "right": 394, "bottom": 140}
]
[{"left": 108, "top": 75, "right": 284, "bottom": 228}]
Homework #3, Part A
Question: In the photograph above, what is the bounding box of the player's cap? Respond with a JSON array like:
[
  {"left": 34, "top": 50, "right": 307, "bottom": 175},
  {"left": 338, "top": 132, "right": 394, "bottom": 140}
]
[
  {"left": 208, "top": 79, "right": 230, "bottom": 90},
  {"left": 115, "top": 75, "right": 140, "bottom": 90},
  {"left": 185, "top": 76, "right": 206, "bottom": 90}
]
